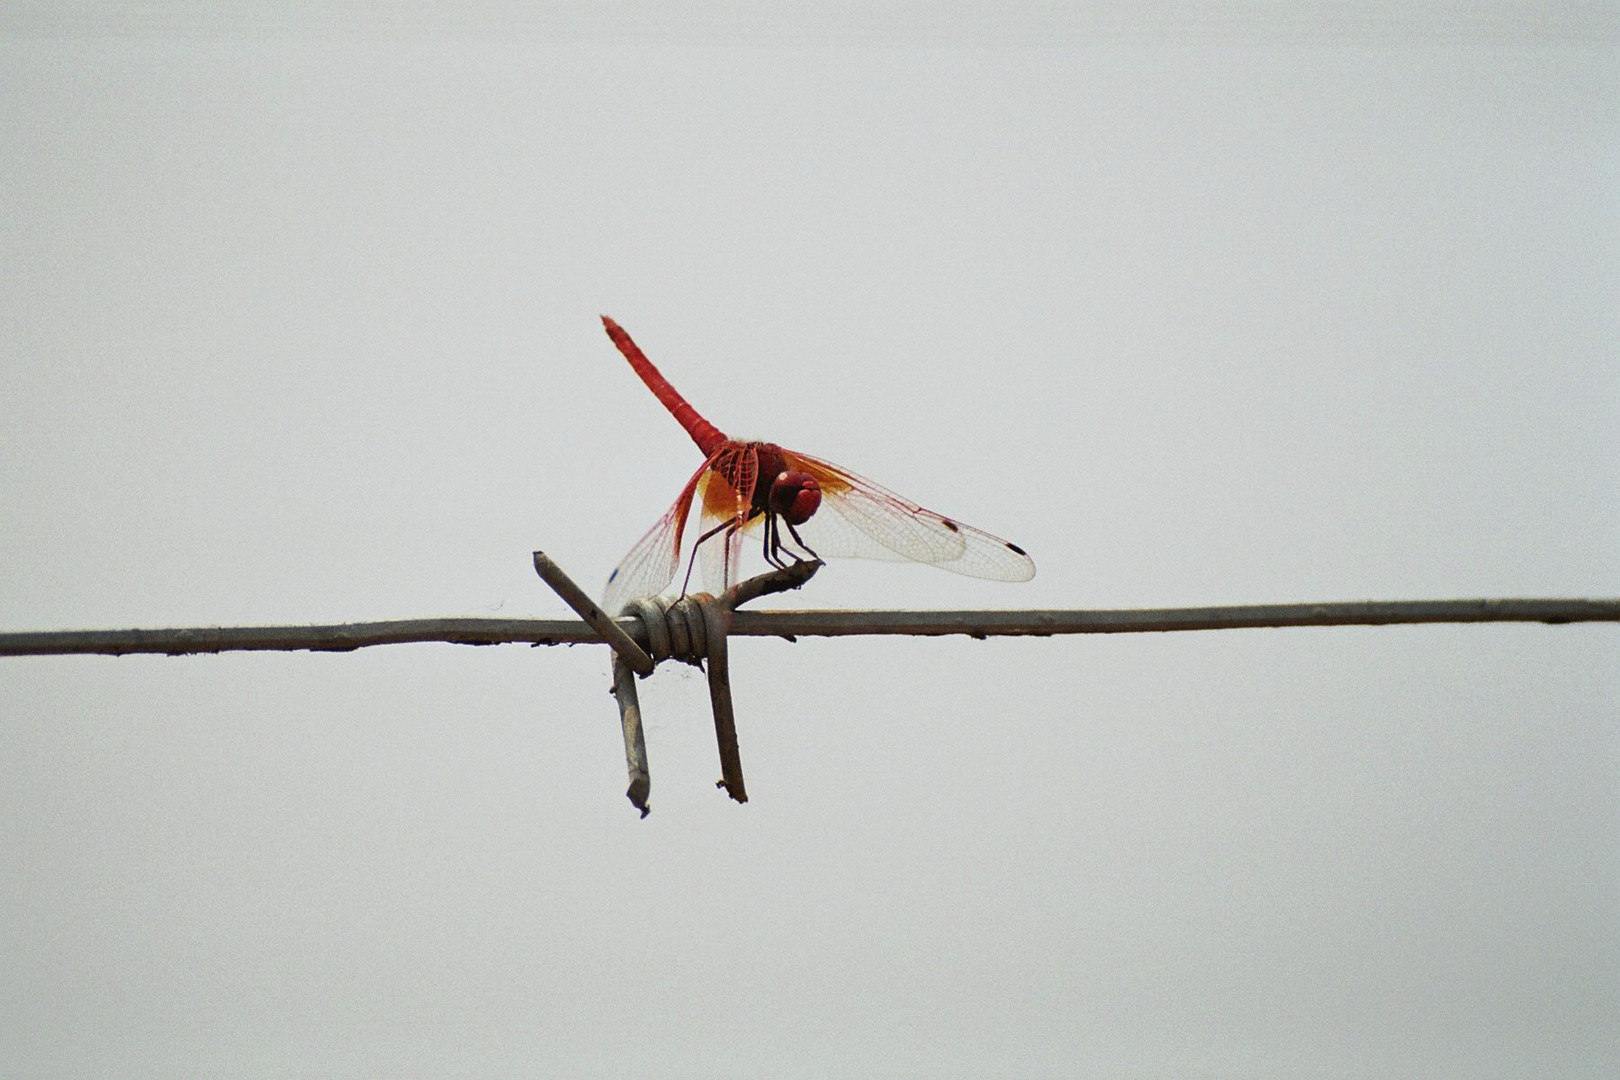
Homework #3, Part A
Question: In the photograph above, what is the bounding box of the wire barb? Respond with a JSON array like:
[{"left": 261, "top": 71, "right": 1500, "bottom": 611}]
[
  {"left": 607, "top": 560, "right": 823, "bottom": 809},
  {"left": 609, "top": 652, "right": 651, "bottom": 816},
  {"left": 701, "top": 598, "right": 744, "bottom": 803},
  {"left": 532, "top": 550, "right": 654, "bottom": 675}
]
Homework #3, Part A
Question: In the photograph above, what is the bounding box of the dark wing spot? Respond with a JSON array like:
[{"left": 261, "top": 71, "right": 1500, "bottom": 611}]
[
  {"left": 1005, "top": 541, "right": 1027, "bottom": 556},
  {"left": 607, "top": 569, "right": 620, "bottom": 583},
  {"left": 941, "top": 518, "right": 961, "bottom": 533}
]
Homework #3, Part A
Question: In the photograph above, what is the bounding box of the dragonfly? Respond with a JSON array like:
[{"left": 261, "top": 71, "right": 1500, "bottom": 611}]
[{"left": 600, "top": 316, "right": 1035, "bottom": 615}]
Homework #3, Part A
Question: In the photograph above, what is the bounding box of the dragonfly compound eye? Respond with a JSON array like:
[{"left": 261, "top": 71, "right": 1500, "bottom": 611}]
[{"left": 772, "top": 471, "right": 821, "bottom": 525}]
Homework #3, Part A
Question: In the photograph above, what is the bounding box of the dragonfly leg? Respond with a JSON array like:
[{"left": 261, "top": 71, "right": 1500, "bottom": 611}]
[
  {"left": 783, "top": 519, "right": 821, "bottom": 562},
  {"left": 758, "top": 514, "right": 820, "bottom": 572},
  {"left": 685, "top": 516, "right": 743, "bottom": 597},
  {"left": 760, "top": 513, "right": 792, "bottom": 571}
]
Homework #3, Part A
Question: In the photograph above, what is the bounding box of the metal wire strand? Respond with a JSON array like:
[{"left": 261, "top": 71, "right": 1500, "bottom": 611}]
[{"left": 2, "top": 597, "right": 1614, "bottom": 657}]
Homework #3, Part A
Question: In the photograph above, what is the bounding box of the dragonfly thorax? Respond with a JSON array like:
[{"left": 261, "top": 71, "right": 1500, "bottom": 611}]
[{"left": 748, "top": 442, "right": 822, "bottom": 527}]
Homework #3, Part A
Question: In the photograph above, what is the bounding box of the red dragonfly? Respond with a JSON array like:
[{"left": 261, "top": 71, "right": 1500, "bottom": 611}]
[{"left": 600, "top": 316, "right": 1035, "bottom": 614}]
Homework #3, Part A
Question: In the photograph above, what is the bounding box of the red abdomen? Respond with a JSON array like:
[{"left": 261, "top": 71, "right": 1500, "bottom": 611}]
[{"left": 601, "top": 316, "right": 726, "bottom": 456}]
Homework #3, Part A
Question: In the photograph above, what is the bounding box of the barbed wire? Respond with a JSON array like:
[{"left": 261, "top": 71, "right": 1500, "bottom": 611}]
[
  {"left": 3, "top": 597, "right": 1615, "bottom": 658},
  {"left": 9, "top": 563, "right": 1614, "bottom": 816}
]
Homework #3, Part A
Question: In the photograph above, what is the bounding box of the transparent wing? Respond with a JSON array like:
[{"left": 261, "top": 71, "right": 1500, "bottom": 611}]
[
  {"left": 784, "top": 450, "right": 1036, "bottom": 582},
  {"left": 603, "top": 444, "right": 761, "bottom": 614},
  {"left": 696, "top": 489, "right": 746, "bottom": 598},
  {"left": 601, "top": 456, "right": 713, "bottom": 616},
  {"left": 694, "top": 446, "right": 756, "bottom": 597}
]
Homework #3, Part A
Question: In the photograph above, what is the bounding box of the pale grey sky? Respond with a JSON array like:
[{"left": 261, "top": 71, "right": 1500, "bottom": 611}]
[{"left": 2, "top": 5, "right": 1617, "bottom": 1078}]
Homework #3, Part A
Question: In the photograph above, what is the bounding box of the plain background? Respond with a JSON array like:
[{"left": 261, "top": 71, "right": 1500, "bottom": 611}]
[{"left": 3, "top": 4, "right": 1616, "bottom": 1077}]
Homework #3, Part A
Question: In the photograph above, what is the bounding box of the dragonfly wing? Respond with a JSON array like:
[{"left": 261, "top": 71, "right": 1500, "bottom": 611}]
[
  {"left": 786, "top": 451, "right": 1036, "bottom": 582},
  {"left": 694, "top": 446, "right": 756, "bottom": 596},
  {"left": 696, "top": 503, "right": 746, "bottom": 596},
  {"left": 602, "top": 454, "right": 715, "bottom": 615}
]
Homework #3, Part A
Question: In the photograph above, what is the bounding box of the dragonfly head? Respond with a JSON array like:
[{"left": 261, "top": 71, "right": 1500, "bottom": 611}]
[{"left": 770, "top": 470, "right": 821, "bottom": 526}]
